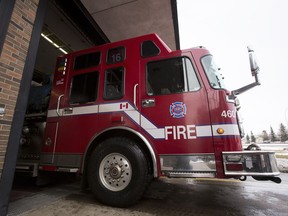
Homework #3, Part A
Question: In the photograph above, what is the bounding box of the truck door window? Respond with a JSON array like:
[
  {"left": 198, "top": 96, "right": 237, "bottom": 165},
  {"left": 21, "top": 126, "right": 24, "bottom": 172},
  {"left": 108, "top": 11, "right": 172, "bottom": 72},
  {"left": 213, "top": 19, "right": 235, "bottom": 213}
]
[
  {"left": 74, "top": 52, "right": 101, "bottom": 70},
  {"left": 69, "top": 72, "right": 99, "bottom": 104},
  {"left": 104, "top": 67, "right": 124, "bottom": 100},
  {"left": 201, "top": 55, "right": 226, "bottom": 89},
  {"left": 146, "top": 57, "right": 200, "bottom": 95}
]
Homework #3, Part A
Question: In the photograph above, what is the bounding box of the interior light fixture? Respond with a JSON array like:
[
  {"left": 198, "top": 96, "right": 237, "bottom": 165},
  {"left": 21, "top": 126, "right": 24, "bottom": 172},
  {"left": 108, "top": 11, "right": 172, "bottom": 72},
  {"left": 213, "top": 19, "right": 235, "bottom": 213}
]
[{"left": 41, "top": 33, "right": 68, "bottom": 54}]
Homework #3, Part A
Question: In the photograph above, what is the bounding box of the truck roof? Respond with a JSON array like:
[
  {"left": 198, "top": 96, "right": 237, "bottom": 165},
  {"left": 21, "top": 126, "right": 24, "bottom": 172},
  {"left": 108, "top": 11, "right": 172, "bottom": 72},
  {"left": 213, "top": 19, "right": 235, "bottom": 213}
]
[{"left": 62, "top": 33, "right": 173, "bottom": 59}]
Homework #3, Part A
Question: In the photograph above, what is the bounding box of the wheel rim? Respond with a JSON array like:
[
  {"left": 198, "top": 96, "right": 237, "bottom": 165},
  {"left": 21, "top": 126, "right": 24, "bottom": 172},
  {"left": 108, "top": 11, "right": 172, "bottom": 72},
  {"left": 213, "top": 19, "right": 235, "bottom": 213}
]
[{"left": 99, "top": 153, "right": 132, "bottom": 191}]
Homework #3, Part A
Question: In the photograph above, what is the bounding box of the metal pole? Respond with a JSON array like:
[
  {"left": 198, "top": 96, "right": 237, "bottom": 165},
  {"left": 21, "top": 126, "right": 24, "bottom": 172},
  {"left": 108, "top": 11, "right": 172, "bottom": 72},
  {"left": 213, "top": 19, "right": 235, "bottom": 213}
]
[
  {"left": 0, "top": 1, "right": 47, "bottom": 215},
  {"left": 0, "top": 0, "right": 16, "bottom": 54}
]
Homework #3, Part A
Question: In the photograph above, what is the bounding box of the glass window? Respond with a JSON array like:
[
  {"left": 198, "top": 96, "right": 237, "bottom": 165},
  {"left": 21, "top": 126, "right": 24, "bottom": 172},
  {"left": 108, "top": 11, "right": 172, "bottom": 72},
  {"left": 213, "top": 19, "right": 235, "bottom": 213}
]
[
  {"left": 69, "top": 72, "right": 99, "bottom": 104},
  {"left": 104, "top": 67, "right": 124, "bottom": 100},
  {"left": 201, "top": 55, "right": 226, "bottom": 89},
  {"left": 147, "top": 57, "right": 200, "bottom": 96},
  {"left": 141, "top": 40, "right": 160, "bottom": 58},
  {"left": 74, "top": 52, "right": 100, "bottom": 70},
  {"left": 107, "top": 46, "right": 125, "bottom": 64},
  {"left": 184, "top": 58, "right": 201, "bottom": 91}
]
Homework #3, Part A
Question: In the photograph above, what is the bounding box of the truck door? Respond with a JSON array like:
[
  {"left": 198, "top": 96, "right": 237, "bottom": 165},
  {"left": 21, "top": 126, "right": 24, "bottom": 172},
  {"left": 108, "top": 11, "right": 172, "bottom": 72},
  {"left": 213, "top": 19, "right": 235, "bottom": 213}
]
[
  {"left": 41, "top": 53, "right": 100, "bottom": 169},
  {"left": 139, "top": 54, "right": 215, "bottom": 173},
  {"left": 41, "top": 57, "right": 69, "bottom": 165}
]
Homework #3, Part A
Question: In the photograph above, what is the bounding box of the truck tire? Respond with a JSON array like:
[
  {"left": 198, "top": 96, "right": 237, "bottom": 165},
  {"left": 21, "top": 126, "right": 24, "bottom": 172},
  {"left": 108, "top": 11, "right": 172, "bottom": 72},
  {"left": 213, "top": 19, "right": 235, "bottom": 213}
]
[{"left": 87, "top": 137, "right": 149, "bottom": 207}]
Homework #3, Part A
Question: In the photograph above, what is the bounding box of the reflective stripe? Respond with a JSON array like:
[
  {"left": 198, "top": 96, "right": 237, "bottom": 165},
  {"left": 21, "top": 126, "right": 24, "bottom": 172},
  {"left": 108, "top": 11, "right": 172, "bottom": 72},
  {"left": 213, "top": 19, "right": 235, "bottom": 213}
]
[
  {"left": 99, "top": 102, "right": 133, "bottom": 113},
  {"left": 47, "top": 102, "right": 240, "bottom": 138},
  {"left": 125, "top": 110, "right": 140, "bottom": 125},
  {"left": 140, "top": 114, "right": 165, "bottom": 139},
  {"left": 196, "top": 125, "right": 213, "bottom": 137},
  {"left": 212, "top": 124, "right": 240, "bottom": 136},
  {"left": 67, "top": 105, "right": 99, "bottom": 116},
  {"left": 47, "top": 105, "right": 99, "bottom": 117},
  {"left": 47, "top": 109, "right": 59, "bottom": 118}
]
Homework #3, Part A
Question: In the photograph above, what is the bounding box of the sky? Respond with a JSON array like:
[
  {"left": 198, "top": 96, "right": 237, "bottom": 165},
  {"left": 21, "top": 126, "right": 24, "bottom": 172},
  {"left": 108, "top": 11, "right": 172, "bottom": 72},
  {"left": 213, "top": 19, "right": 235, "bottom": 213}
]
[{"left": 177, "top": 0, "right": 288, "bottom": 136}]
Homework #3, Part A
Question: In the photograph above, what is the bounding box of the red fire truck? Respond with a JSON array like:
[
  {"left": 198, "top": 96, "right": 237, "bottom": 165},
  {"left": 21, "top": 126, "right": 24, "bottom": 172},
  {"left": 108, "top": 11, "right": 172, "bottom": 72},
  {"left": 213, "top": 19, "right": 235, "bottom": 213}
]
[{"left": 17, "top": 34, "right": 281, "bottom": 207}]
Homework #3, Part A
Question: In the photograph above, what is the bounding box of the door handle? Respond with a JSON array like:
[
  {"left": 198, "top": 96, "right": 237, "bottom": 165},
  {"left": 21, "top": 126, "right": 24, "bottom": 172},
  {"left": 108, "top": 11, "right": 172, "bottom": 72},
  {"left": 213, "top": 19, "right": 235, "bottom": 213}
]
[
  {"left": 142, "top": 99, "right": 155, "bottom": 107},
  {"left": 64, "top": 107, "right": 73, "bottom": 114},
  {"left": 133, "top": 84, "right": 139, "bottom": 110},
  {"left": 56, "top": 94, "right": 64, "bottom": 116}
]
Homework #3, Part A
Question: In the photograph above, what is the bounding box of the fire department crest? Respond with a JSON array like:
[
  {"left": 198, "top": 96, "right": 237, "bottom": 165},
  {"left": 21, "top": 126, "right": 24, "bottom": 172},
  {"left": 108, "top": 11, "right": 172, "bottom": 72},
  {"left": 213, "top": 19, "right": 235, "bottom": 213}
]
[{"left": 169, "top": 102, "right": 187, "bottom": 118}]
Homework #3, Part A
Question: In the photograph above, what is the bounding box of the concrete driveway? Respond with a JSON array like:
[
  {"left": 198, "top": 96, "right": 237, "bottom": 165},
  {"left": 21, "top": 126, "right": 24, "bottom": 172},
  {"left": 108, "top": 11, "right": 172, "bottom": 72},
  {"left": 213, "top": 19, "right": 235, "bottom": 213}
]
[{"left": 8, "top": 173, "right": 288, "bottom": 216}]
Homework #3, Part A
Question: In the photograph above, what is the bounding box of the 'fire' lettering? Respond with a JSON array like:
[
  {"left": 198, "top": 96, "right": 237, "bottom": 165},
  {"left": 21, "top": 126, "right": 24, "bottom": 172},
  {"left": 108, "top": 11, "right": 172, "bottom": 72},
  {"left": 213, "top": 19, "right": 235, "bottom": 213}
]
[
  {"left": 177, "top": 125, "right": 186, "bottom": 140},
  {"left": 164, "top": 125, "right": 197, "bottom": 140}
]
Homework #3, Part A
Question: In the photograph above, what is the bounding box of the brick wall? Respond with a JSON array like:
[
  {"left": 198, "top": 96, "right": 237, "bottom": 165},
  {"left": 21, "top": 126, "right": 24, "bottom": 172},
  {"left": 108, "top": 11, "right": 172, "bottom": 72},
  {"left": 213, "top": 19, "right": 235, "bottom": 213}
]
[{"left": 0, "top": 0, "right": 39, "bottom": 177}]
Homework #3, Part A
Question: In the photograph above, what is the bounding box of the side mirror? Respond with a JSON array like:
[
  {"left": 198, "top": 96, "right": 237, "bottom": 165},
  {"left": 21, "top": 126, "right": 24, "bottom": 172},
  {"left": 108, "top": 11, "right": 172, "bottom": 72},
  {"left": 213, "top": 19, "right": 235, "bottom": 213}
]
[
  {"left": 230, "top": 46, "right": 261, "bottom": 98},
  {"left": 248, "top": 46, "right": 260, "bottom": 76}
]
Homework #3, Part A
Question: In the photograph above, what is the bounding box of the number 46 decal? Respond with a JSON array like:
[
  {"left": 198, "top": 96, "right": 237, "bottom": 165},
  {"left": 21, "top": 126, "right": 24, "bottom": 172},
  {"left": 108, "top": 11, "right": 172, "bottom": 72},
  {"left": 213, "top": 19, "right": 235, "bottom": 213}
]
[{"left": 221, "top": 110, "right": 236, "bottom": 118}]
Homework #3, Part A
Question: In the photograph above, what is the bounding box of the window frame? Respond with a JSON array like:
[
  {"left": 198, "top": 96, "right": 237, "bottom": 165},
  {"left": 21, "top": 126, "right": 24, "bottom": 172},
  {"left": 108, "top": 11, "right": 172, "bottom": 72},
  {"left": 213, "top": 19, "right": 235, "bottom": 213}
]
[
  {"left": 141, "top": 40, "right": 161, "bottom": 58},
  {"left": 146, "top": 56, "right": 201, "bottom": 96},
  {"left": 103, "top": 66, "right": 125, "bottom": 100},
  {"left": 68, "top": 71, "right": 99, "bottom": 105},
  {"left": 201, "top": 54, "right": 226, "bottom": 90},
  {"left": 73, "top": 52, "right": 101, "bottom": 71}
]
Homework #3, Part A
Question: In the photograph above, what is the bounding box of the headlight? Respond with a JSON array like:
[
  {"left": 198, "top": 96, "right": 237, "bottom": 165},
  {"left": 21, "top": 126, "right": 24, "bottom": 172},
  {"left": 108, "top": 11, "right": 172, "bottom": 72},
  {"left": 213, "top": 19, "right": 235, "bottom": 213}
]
[{"left": 226, "top": 155, "right": 242, "bottom": 162}]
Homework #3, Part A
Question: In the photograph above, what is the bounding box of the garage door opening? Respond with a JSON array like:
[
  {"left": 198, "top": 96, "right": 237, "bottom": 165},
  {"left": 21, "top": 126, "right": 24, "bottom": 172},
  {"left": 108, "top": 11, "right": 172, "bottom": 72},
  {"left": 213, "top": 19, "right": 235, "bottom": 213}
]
[{"left": 14, "top": 0, "right": 108, "bottom": 184}]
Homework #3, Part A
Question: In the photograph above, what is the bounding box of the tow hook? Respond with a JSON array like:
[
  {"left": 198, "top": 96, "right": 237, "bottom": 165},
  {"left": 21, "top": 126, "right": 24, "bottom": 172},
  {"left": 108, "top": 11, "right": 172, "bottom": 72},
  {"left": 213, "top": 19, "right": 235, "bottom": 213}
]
[
  {"left": 252, "top": 176, "right": 282, "bottom": 184},
  {"left": 239, "top": 176, "right": 247, "bottom": 181}
]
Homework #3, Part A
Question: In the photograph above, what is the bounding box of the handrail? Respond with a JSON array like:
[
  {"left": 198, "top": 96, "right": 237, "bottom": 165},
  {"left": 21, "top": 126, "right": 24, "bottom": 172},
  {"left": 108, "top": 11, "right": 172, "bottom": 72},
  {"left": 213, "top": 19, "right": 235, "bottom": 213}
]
[
  {"left": 56, "top": 94, "right": 64, "bottom": 116},
  {"left": 133, "top": 84, "right": 139, "bottom": 110}
]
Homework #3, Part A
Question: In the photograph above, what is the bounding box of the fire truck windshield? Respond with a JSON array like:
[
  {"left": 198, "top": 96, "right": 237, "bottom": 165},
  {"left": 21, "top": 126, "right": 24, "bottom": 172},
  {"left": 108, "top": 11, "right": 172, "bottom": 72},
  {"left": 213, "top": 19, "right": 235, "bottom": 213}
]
[{"left": 201, "top": 55, "right": 226, "bottom": 89}]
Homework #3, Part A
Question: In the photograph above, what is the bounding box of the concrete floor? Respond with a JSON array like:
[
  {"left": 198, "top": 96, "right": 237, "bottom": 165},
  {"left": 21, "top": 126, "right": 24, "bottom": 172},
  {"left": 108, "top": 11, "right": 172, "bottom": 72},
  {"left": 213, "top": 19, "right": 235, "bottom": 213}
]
[{"left": 8, "top": 173, "right": 288, "bottom": 216}]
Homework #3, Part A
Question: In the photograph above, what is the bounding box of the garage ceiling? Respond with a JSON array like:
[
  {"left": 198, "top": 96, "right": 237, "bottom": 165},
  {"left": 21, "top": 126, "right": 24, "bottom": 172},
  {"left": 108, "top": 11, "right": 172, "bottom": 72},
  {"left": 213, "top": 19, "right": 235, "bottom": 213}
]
[
  {"left": 34, "top": 0, "right": 179, "bottom": 81},
  {"left": 80, "top": 0, "right": 179, "bottom": 50}
]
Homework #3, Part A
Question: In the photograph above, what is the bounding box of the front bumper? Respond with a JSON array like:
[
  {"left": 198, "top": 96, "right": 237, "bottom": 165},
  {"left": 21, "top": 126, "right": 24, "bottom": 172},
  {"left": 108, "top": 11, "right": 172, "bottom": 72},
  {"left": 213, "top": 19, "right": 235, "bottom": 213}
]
[{"left": 222, "top": 151, "right": 280, "bottom": 176}]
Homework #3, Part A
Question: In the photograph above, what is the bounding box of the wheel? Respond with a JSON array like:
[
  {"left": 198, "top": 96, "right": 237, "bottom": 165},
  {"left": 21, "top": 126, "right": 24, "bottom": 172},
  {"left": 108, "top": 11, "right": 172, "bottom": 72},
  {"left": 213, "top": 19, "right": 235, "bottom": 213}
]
[{"left": 87, "top": 137, "right": 149, "bottom": 207}]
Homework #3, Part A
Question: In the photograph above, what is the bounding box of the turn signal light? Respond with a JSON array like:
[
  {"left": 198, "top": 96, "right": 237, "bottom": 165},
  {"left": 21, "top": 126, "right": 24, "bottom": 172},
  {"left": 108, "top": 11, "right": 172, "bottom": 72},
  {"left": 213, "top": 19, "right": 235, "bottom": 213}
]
[{"left": 217, "top": 128, "right": 224, "bottom": 134}]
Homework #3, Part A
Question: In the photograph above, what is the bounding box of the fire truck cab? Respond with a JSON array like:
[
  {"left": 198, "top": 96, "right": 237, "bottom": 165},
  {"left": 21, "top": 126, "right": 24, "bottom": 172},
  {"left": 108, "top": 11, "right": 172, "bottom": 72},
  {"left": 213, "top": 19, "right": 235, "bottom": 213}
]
[{"left": 17, "top": 34, "right": 280, "bottom": 207}]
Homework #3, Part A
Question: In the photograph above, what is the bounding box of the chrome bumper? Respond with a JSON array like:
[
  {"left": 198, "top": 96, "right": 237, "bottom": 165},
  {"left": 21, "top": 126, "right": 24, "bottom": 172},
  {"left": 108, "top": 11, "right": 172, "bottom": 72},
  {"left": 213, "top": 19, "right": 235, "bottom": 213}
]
[{"left": 222, "top": 151, "right": 280, "bottom": 176}]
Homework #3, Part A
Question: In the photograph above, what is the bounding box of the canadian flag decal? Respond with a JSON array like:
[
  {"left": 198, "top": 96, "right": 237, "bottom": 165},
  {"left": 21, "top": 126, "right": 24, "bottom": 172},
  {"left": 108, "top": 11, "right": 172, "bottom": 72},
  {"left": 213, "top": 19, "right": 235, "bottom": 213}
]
[{"left": 120, "top": 102, "right": 129, "bottom": 109}]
